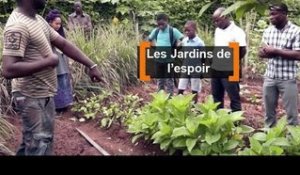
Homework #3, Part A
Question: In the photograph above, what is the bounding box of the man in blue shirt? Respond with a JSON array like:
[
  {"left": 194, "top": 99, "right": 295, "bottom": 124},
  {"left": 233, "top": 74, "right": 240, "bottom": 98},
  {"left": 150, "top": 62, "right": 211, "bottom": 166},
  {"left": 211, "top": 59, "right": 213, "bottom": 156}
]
[{"left": 148, "top": 13, "right": 184, "bottom": 96}]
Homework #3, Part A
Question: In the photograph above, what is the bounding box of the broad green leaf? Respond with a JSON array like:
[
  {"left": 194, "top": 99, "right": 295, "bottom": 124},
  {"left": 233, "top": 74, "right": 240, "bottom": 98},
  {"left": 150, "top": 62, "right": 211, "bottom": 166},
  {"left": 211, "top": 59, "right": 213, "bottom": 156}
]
[
  {"left": 100, "top": 118, "right": 109, "bottom": 128},
  {"left": 211, "top": 143, "right": 221, "bottom": 153},
  {"left": 265, "top": 137, "right": 290, "bottom": 147},
  {"left": 269, "top": 146, "right": 284, "bottom": 155},
  {"left": 252, "top": 132, "right": 267, "bottom": 142},
  {"left": 141, "top": 123, "right": 149, "bottom": 130},
  {"left": 229, "top": 111, "right": 244, "bottom": 122},
  {"left": 200, "top": 143, "right": 211, "bottom": 155},
  {"left": 190, "top": 148, "right": 204, "bottom": 156},
  {"left": 169, "top": 94, "right": 194, "bottom": 114},
  {"left": 249, "top": 137, "right": 262, "bottom": 154},
  {"left": 256, "top": 6, "right": 267, "bottom": 16},
  {"left": 222, "top": 1, "right": 253, "bottom": 17},
  {"left": 186, "top": 138, "right": 197, "bottom": 153},
  {"left": 198, "top": 1, "right": 215, "bottom": 17},
  {"left": 239, "top": 125, "right": 255, "bottom": 134},
  {"left": 205, "top": 132, "right": 221, "bottom": 145},
  {"left": 152, "top": 131, "right": 163, "bottom": 143},
  {"left": 159, "top": 122, "right": 172, "bottom": 136},
  {"left": 171, "top": 127, "right": 191, "bottom": 138},
  {"left": 235, "top": 4, "right": 251, "bottom": 19},
  {"left": 215, "top": 115, "right": 230, "bottom": 132},
  {"left": 144, "top": 114, "right": 159, "bottom": 126},
  {"left": 269, "top": 117, "right": 287, "bottom": 139},
  {"left": 132, "top": 134, "right": 144, "bottom": 143},
  {"left": 287, "top": 126, "right": 300, "bottom": 143},
  {"left": 186, "top": 117, "right": 200, "bottom": 135},
  {"left": 160, "top": 139, "right": 172, "bottom": 151},
  {"left": 238, "top": 148, "right": 252, "bottom": 155},
  {"left": 216, "top": 109, "right": 231, "bottom": 116},
  {"left": 172, "top": 138, "right": 187, "bottom": 148},
  {"left": 224, "top": 140, "right": 239, "bottom": 151}
]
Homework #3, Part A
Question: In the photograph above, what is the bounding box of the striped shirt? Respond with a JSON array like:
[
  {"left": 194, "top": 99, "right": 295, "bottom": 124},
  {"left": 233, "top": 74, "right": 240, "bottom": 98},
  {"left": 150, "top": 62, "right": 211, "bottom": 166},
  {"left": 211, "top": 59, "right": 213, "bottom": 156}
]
[
  {"left": 262, "top": 21, "right": 300, "bottom": 80},
  {"left": 2, "top": 9, "right": 59, "bottom": 98}
]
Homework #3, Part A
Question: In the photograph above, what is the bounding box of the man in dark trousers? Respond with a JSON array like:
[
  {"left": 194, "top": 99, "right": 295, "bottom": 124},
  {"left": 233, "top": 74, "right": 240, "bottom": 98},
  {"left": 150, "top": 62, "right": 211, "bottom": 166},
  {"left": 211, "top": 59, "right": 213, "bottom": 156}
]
[
  {"left": 1, "top": 0, "right": 102, "bottom": 155},
  {"left": 211, "top": 7, "right": 247, "bottom": 112},
  {"left": 259, "top": 3, "right": 300, "bottom": 127}
]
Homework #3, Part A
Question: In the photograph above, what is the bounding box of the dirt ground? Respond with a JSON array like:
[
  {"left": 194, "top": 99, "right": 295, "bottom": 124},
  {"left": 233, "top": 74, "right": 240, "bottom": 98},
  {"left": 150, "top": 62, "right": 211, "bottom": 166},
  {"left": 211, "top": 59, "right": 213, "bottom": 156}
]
[
  {"left": 5, "top": 78, "right": 300, "bottom": 155},
  {"left": 7, "top": 113, "right": 163, "bottom": 156}
]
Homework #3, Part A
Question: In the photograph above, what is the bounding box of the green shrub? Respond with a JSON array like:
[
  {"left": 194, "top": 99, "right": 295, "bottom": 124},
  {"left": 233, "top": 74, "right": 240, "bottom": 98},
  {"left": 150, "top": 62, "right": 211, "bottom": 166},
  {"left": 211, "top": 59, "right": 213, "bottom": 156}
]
[{"left": 127, "top": 91, "right": 254, "bottom": 155}]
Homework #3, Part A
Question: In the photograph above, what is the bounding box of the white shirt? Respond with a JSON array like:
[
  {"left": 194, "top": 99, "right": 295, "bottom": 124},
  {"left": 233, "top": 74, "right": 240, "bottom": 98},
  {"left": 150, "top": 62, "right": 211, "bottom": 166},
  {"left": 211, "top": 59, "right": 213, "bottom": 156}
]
[
  {"left": 214, "top": 21, "right": 247, "bottom": 47},
  {"left": 212, "top": 21, "right": 246, "bottom": 71}
]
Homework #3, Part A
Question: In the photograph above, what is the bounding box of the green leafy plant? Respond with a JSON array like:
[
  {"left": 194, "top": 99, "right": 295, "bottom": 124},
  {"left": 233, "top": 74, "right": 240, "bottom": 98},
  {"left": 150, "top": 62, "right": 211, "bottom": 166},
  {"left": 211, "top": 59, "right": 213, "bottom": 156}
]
[
  {"left": 285, "top": 126, "right": 300, "bottom": 155},
  {"left": 239, "top": 118, "right": 289, "bottom": 155},
  {"left": 72, "top": 91, "right": 113, "bottom": 120},
  {"left": 127, "top": 91, "right": 254, "bottom": 155},
  {"left": 100, "top": 94, "right": 143, "bottom": 129}
]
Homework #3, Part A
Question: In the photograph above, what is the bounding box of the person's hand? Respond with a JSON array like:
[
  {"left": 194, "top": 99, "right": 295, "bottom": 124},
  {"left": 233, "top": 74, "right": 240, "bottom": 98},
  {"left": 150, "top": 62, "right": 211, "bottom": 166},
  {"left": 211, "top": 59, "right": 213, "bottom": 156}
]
[
  {"left": 88, "top": 67, "right": 103, "bottom": 83},
  {"left": 262, "top": 45, "right": 278, "bottom": 56},
  {"left": 176, "top": 41, "right": 183, "bottom": 47},
  {"left": 45, "top": 54, "right": 59, "bottom": 68},
  {"left": 258, "top": 47, "right": 268, "bottom": 58}
]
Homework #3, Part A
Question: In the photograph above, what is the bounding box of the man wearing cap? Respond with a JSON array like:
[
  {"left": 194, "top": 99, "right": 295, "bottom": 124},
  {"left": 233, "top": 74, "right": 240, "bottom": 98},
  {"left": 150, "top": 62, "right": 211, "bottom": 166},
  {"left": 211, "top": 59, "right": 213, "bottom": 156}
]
[{"left": 259, "top": 3, "right": 300, "bottom": 127}]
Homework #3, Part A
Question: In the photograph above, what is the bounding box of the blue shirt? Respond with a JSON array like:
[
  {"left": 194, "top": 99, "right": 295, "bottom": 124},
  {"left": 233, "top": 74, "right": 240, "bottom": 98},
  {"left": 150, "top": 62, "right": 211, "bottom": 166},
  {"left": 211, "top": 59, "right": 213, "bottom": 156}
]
[
  {"left": 182, "top": 36, "right": 205, "bottom": 66},
  {"left": 182, "top": 36, "right": 205, "bottom": 47},
  {"left": 148, "top": 25, "right": 184, "bottom": 46}
]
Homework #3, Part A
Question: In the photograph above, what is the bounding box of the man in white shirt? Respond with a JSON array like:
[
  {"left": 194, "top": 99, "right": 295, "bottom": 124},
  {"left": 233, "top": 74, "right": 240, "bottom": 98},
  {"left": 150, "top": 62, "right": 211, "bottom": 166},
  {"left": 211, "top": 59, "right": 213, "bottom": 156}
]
[{"left": 212, "top": 7, "right": 247, "bottom": 112}]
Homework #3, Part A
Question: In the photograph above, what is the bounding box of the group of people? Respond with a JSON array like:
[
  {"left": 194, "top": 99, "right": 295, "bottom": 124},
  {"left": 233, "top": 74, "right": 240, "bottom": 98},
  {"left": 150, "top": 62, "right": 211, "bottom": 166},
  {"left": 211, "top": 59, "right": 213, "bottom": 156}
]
[
  {"left": 2, "top": 0, "right": 100, "bottom": 155},
  {"left": 1, "top": 0, "right": 300, "bottom": 156},
  {"left": 148, "top": 9, "right": 246, "bottom": 109},
  {"left": 45, "top": 1, "right": 92, "bottom": 114},
  {"left": 149, "top": 3, "right": 300, "bottom": 129}
]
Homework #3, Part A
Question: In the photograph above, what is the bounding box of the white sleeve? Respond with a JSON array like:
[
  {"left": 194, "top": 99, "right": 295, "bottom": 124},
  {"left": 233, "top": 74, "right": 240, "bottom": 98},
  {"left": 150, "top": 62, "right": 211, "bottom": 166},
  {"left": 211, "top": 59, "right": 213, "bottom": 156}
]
[
  {"left": 214, "top": 29, "right": 218, "bottom": 46},
  {"left": 235, "top": 28, "right": 247, "bottom": 47}
]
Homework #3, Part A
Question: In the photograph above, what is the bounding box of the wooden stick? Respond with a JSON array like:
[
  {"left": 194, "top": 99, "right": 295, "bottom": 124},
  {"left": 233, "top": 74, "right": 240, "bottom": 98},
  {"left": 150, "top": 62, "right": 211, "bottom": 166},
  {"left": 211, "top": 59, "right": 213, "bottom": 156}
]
[{"left": 76, "top": 128, "right": 110, "bottom": 156}]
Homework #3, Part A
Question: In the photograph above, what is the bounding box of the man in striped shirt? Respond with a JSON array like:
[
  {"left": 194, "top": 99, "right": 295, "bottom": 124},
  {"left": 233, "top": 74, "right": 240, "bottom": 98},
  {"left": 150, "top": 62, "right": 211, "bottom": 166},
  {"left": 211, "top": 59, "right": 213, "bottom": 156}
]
[
  {"left": 1, "top": 0, "right": 102, "bottom": 155},
  {"left": 259, "top": 3, "right": 300, "bottom": 127}
]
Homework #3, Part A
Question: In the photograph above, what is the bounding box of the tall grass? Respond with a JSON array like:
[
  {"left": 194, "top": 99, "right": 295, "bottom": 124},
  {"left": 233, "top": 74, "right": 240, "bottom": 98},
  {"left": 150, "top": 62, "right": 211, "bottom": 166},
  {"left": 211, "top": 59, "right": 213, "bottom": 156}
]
[
  {"left": 198, "top": 25, "right": 214, "bottom": 46},
  {"left": 67, "top": 24, "right": 139, "bottom": 97},
  {"left": 0, "top": 27, "right": 14, "bottom": 115},
  {"left": 0, "top": 115, "right": 14, "bottom": 155},
  {"left": 0, "top": 27, "right": 14, "bottom": 155}
]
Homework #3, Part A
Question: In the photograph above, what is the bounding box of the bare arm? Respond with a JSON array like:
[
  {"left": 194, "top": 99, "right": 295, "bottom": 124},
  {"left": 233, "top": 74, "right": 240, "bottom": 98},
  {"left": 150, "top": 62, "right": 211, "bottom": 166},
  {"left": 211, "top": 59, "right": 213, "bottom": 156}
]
[
  {"left": 273, "top": 49, "right": 300, "bottom": 60},
  {"left": 260, "top": 45, "right": 300, "bottom": 60},
  {"left": 51, "top": 35, "right": 102, "bottom": 82},
  {"left": 2, "top": 54, "right": 58, "bottom": 79},
  {"left": 258, "top": 47, "right": 268, "bottom": 58},
  {"left": 51, "top": 35, "right": 95, "bottom": 68}
]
